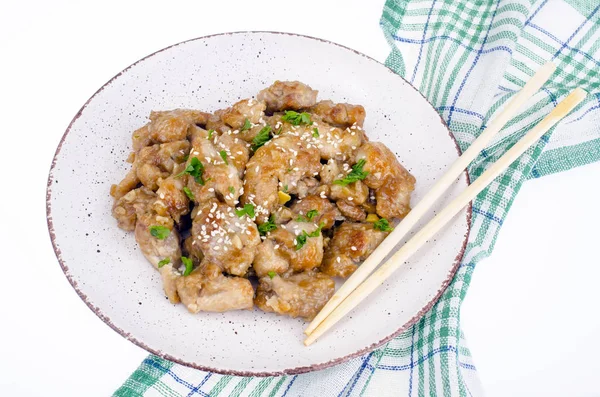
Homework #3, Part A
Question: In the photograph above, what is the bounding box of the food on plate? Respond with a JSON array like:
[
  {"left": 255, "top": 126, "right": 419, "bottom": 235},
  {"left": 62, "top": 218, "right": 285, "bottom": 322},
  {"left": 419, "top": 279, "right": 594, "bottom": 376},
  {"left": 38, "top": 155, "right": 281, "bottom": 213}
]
[{"left": 110, "top": 81, "right": 416, "bottom": 320}]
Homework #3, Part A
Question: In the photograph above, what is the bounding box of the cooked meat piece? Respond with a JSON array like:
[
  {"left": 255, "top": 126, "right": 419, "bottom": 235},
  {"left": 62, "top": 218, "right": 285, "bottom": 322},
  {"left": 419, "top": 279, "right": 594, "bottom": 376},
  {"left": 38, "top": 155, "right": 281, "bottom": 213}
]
[
  {"left": 330, "top": 179, "right": 369, "bottom": 205},
  {"left": 147, "top": 109, "right": 210, "bottom": 144},
  {"left": 356, "top": 142, "right": 416, "bottom": 218},
  {"left": 257, "top": 81, "right": 318, "bottom": 112},
  {"left": 159, "top": 264, "right": 181, "bottom": 304},
  {"left": 271, "top": 207, "right": 294, "bottom": 224},
  {"left": 265, "top": 220, "right": 324, "bottom": 272},
  {"left": 219, "top": 98, "right": 267, "bottom": 130},
  {"left": 215, "top": 130, "right": 251, "bottom": 176},
  {"left": 185, "top": 125, "right": 245, "bottom": 206},
  {"left": 153, "top": 175, "right": 189, "bottom": 223},
  {"left": 134, "top": 140, "right": 190, "bottom": 191},
  {"left": 110, "top": 168, "right": 141, "bottom": 200},
  {"left": 241, "top": 135, "right": 320, "bottom": 223},
  {"left": 336, "top": 200, "right": 366, "bottom": 221},
  {"left": 205, "top": 113, "right": 231, "bottom": 135},
  {"left": 176, "top": 264, "right": 254, "bottom": 313},
  {"left": 132, "top": 124, "right": 152, "bottom": 152},
  {"left": 290, "top": 195, "right": 340, "bottom": 229},
  {"left": 255, "top": 271, "right": 335, "bottom": 320},
  {"left": 310, "top": 100, "right": 366, "bottom": 128},
  {"left": 268, "top": 114, "right": 363, "bottom": 161},
  {"left": 112, "top": 187, "right": 157, "bottom": 231},
  {"left": 253, "top": 239, "right": 290, "bottom": 277},
  {"left": 134, "top": 212, "right": 182, "bottom": 269},
  {"left": 190, "top": 199, "right": 261, "bottom": 276},
  {"left": 320, "top": 159, "right": 342, "bottom": 185},
  {"left": 182, "top": 236, "right": 201, "bottom": 263},
  {"left": 321, "top": 222, "right": 388, "bottom": 278}
]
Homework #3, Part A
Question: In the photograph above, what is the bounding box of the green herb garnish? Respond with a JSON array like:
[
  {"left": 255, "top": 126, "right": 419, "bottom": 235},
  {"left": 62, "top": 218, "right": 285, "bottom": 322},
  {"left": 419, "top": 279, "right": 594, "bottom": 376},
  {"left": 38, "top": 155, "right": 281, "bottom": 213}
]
[
  {"left": 295, "top": 223, "right": 324, "bottom": 250},
  {"left": 235, "top": 203, "right": 255, "bottom": 218},
  {"left": 228, "top": 186, "right": 235, "bottom": 194},
  {"left": 333, "top": 159, "right": 369, "bottom": 186},
  {"left": 176, "top": 157, "right": 205, "bottom": 185},
  {"left": 373, "top": 218, "right": 394, "bottom": 232},
  {"left": 258, "top": 215, "right": 277, "bottom": 236},
  {"left": 306, "top": 209, "right": 319, "bottom": 220},
  {"left": 149, "top": 225, "right": 170, "bottom": 240},
  {"left": 312, "top": 127, "right": 319, "bottom": 137},
  {"left": 296, "top": 215, "right": 307, "bottom": 222},
  {"left": 252, "top": 126, "right": 272, "bottom": 150},
  {"left": 281, "top": 111, "right": 312, "bottom": 126},
  {"left": 207, "top": 129, "right": 215, "bottom": 140},
  {"left": 308, "top": 222, "right": 325, "bottom": 237},
  {"left": 295, "top": 232, "right": 308, "bottom": 250},
  {"left": 181, "top": 256, "right": 193, "bottom": 276},
  {"left": 241, "top": 118, "right": 252, "bottom": 131},
  {"left": 267, "top": 271, "right": 277, "bottom": 279},
  {"left": 219, "top": 150, "right": 229, "bottom": 165},
  {"left": 183, "top": 186, "right": 195, "bottom": 201},
  {"left": 157, "top": 258, "right": 170, "bottom": 268},
  {"left": 283, "top": 185, "right": 288, "bottom": 192}
]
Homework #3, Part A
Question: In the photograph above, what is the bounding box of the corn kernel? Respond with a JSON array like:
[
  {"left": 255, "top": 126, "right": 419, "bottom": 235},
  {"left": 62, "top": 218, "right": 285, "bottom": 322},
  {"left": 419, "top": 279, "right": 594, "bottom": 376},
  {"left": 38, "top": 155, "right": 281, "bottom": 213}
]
[
  {"left": 278, "top": 191, "right": 291, "bottom": 205},
  {"left": 366, "top": 214, "right": 379, "bottom": 223}
]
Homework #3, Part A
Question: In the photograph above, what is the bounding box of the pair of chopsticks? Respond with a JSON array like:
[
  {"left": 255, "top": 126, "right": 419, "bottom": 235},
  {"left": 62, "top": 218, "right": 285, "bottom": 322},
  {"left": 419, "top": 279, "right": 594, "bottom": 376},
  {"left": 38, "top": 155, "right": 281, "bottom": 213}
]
[{"left": 304, "top": 62, "right": 586, "bottom": 346}]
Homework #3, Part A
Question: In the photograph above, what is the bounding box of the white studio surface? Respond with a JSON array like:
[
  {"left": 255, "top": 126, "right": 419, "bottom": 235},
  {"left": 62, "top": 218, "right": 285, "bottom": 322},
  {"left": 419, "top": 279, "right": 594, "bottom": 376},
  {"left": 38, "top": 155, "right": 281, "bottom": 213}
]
[{"left": 1, "top": 1, "right": 598, "bottom": 396}]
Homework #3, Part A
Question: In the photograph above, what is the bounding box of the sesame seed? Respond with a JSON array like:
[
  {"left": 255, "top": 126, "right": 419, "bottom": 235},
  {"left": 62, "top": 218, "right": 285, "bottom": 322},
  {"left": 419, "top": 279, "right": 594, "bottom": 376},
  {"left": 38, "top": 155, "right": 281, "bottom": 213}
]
[
  {"left": 208, "top": 188, "right": 215, "bottom": 192},
  {"left": 348, "top": 197, "right": 353, "bottom": 201},
  {"left": 337, "top": 256, "right": 341, "bottom": 263},
  {"left": 214, "top": 246, "right": 220, "bottom": 251},
  {"left": 351, "top": 246, "right": 357, "bottom": 251}
]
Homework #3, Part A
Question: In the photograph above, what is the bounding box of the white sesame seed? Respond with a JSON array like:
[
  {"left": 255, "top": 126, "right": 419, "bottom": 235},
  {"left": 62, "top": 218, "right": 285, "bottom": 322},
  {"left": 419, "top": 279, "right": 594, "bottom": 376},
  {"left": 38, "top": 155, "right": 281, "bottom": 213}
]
[
  {"left": 208, "top": 188, "right": 215, "bottom": 192},
  {"left": 348, "top": 197, "right": 354, "bottom": 201},
  {"left": 351, "top": 246, "right": 357, "bottom": 251},
  {"left": 336, "top": 256, "right": 341, "bottom": 263},
  {"left": 214, "top": 246, "right": 220, "bottom": 251}
]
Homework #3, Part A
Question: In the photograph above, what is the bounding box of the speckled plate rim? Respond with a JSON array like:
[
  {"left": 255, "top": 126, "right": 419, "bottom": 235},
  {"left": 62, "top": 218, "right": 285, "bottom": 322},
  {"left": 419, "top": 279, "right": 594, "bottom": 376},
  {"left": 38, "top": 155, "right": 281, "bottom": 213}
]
[{"left": 46, "top": 31, "right": 472, "bottom": 377}]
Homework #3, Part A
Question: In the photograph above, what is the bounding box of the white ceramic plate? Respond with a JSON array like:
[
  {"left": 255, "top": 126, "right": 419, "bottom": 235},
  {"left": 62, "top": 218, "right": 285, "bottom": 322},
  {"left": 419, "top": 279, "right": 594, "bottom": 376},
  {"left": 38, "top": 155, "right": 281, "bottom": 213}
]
[{"left": 47, "top": 32, "right": 470, "bottom": 376}]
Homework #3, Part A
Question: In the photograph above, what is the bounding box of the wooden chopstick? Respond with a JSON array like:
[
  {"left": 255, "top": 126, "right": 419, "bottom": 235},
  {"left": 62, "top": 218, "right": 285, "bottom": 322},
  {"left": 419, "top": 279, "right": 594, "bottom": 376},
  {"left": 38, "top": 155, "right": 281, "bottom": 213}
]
[
  {"left": 304, "top": 62, "right": 557, "bottom": 337},
  {"left": 304, "top": 88, "right": 587, "bottom": 346}
]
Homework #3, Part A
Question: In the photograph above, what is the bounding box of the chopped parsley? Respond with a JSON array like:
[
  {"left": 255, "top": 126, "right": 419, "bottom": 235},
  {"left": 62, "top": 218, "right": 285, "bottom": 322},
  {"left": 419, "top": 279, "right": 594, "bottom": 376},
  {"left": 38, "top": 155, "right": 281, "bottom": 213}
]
[
  {"left": 373, "top": 218, "right": 394, "bottom": 232},
  {"left": 235, "top": 203, "right": 255, "bottom": 218},
  {"left": 149, "top": 225, "right": 170, "bottom": 240},
  {"left": 258, "top": 215, "right": 277, "bottom": 236},
  {"left": 182, "top": 186, "right": 195, "bottom": 201},
  {"left": 228, "top": 186, "right": 235, "bottom": 194},
  {"left": 241, "top": 118, "right": 252, "bottom": 131},
  {"left": 296, "top": 209, "right": 319, "bottom": 222},
  {"left": 312, "top": 127, "right": 319, "bottom": 137},
  {"left": 181, "top": 256, "right": 193, "bottom": 276},
  {"left": 207, "top": 129, "right": 215, "bottom": 139},
  {"left": 282, "top": 111, "right": 312, "bottom": 125},
  {"left": 219, "top": 150, "right": 229, "bottom": 165},
  {"left": 283, "top": 185, "right": 288, "bottom": 192},
  {"left": 267, "top": 271, "right": 277, "bottom": 279},
  {"left": 306, "top": 209, "right": 319, "bottom": 220},
  {"left": 295, "top": 232, "right": 308, "bottom": 250},
  {"left": 176, "top": 157, "right": 205, "bottom": 185},
  {"left": 252, "top": 126, "right": 272, "bottom": 150},
  {"left": 333, "top": 159, "right": 369, "bottom": 186},
  {"left": 157, "top": 258, "right": 170, "bottom": 268},
  {"left": 295, "top": 223, "right": 324, "bottom": 250}
]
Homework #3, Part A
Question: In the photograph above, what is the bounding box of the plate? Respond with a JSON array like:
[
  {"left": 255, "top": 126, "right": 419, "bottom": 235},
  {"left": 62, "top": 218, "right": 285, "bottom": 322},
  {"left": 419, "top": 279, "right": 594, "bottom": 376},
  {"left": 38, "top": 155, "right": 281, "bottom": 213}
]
[{"left": 47, "top": 31, "right": 470, "bottom": 376}]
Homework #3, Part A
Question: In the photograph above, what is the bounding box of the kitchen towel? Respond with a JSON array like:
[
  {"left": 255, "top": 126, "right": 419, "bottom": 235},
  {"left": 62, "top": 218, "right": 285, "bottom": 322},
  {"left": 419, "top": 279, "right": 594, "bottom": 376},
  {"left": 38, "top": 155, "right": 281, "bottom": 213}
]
[{"left": 115, "top": 0, "right": 600, "bottom": 395}]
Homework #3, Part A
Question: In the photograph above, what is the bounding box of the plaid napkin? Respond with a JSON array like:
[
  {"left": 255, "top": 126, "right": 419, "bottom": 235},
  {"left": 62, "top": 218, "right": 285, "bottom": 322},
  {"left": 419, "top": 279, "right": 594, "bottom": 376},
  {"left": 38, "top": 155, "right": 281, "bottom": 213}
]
[{"left": 115, "top": 1, "right": 600, "bottom": 395}]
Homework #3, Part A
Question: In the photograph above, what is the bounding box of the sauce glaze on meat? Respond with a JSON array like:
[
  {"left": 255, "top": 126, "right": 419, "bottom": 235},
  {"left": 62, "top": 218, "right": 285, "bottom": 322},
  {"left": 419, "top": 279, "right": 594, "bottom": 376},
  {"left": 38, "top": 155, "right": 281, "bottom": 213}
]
[{"left": 111, "top": 81, "right": 416, "bottom": 320}]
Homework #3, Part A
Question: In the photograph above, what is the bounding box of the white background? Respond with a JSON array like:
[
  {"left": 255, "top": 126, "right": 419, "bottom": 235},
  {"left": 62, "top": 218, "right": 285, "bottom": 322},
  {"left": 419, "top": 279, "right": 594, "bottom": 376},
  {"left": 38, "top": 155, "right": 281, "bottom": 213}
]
[{"left": 1, "top": 1, "right": 599, "bottom": 396}]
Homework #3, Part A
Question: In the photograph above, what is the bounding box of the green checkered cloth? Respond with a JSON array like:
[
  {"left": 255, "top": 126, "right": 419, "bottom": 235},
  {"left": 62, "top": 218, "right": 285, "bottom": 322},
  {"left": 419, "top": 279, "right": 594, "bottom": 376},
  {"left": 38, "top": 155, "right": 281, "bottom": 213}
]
[{"left": 115, "top": 1, "right": 600, "bottom": 395}]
